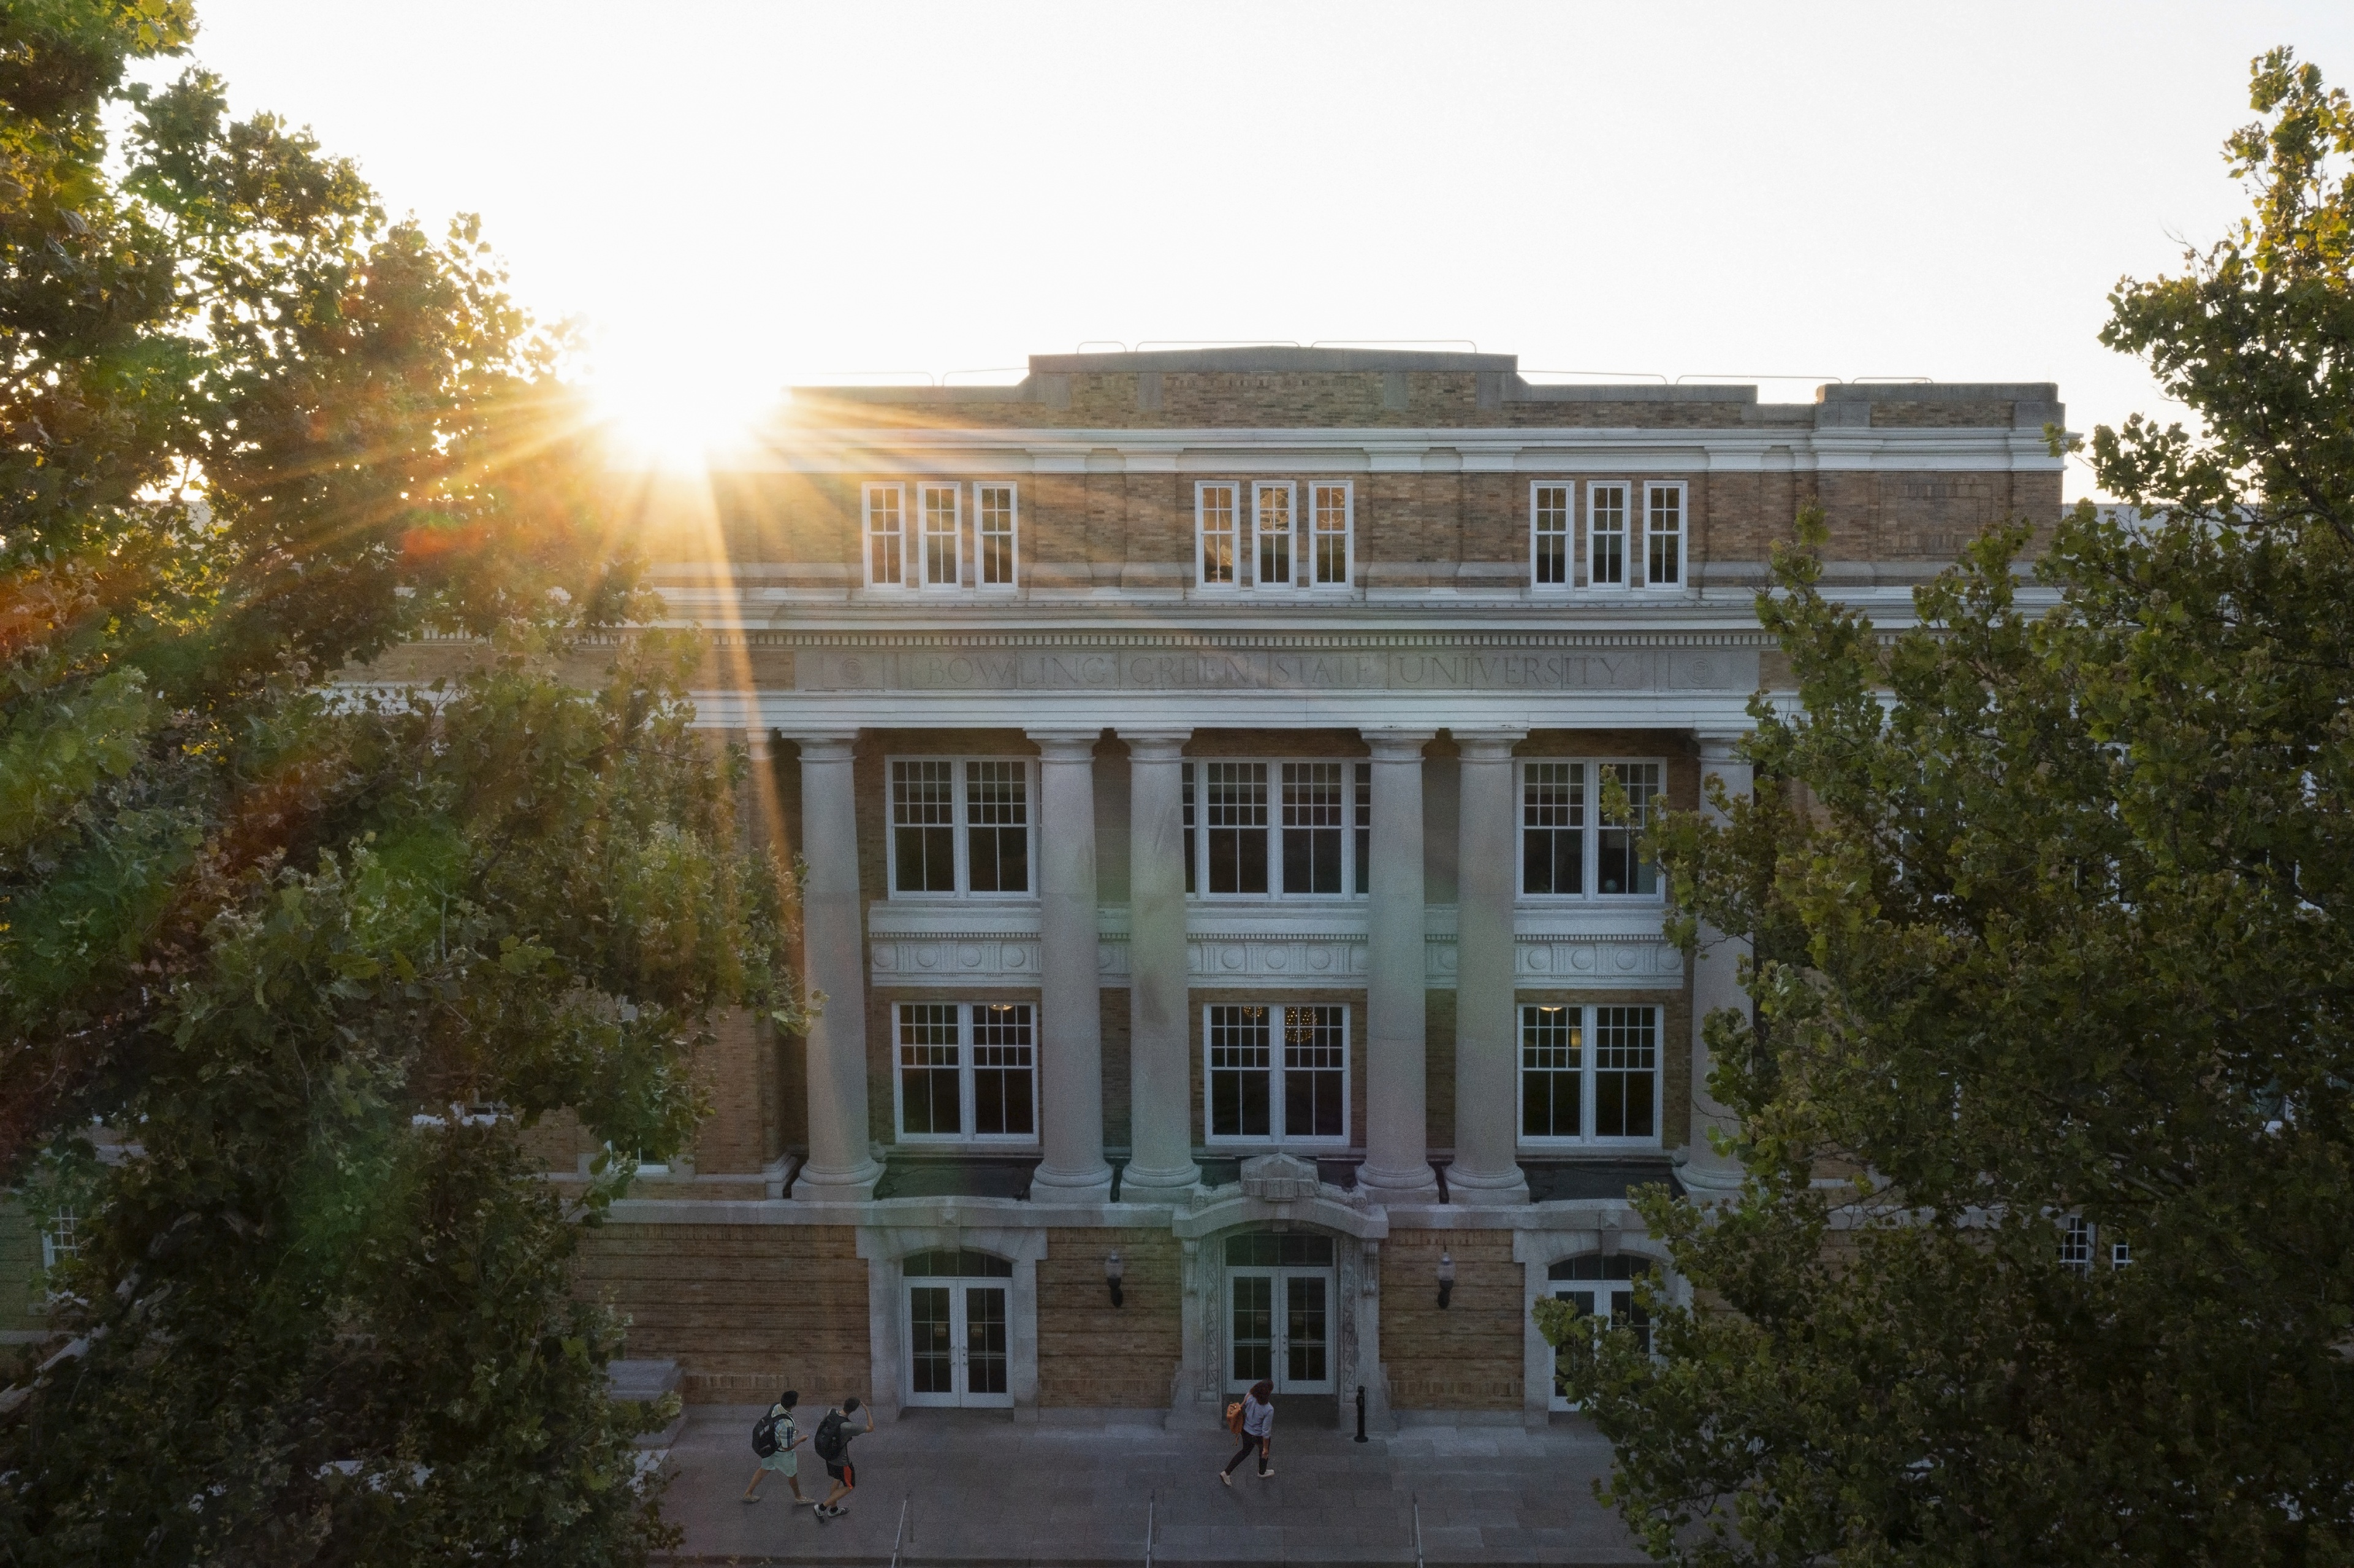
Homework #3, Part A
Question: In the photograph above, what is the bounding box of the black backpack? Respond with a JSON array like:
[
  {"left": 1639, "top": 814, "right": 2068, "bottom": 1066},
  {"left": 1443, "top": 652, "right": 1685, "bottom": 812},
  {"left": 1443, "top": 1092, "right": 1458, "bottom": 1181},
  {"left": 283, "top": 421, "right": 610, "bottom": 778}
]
[
  {"left": 813, "top": 1411, "right": 847, "bottom": 1462},
  {"left": 751, "top": 1410, "right": 781, "bottom": 1457}
]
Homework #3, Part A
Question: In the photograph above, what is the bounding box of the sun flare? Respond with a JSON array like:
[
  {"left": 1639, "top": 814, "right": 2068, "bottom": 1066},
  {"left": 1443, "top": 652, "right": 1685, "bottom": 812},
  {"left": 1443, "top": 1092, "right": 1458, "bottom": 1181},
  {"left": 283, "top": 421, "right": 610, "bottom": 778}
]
[{"left": 590, "top": 363, "right": 779, "bottom": 473}]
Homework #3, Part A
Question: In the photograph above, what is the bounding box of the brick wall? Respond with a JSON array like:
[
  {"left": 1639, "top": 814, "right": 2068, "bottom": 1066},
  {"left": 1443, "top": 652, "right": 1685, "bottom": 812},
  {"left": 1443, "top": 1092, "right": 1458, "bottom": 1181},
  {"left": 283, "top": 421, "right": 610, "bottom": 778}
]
[
  {"left": 576, "top": 1223, "right": 868, "bottom": 1404},
  {"left": 1037, "top": 1227, "right": 1182, "bottom": 1406},
  {"left": 1380, "top": 1228, "right": 1522, "bottom": 1410}
]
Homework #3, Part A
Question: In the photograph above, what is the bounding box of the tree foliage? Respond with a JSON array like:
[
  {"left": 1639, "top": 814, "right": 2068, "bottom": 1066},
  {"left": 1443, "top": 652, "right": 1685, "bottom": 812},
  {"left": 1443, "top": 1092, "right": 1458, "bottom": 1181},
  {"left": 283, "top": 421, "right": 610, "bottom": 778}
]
[
  {"left": 0, "top": 5, "right": 794, "bottom": 1562},
  {"left": 1544, "top": 48, "right": 2354, "bottom": 1567}
]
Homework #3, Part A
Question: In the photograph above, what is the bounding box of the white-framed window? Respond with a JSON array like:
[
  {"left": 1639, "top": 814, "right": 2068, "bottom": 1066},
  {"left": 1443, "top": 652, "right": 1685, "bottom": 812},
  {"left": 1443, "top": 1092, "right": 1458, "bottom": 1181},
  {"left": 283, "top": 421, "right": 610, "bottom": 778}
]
[
  {"left": 40, "top": 1209, "right": 79, "bottom": 1273},
  {"left": 1205, "top": 1003, "right": 1348, "bottom": 1146},
  {"left": 975, "top": 483, "right": 1018, "bottom": 588},
  {"left": 1197, "top": 482, "right": 1239, "bottom": 587},
  {"left": 1518, "top": 760, "right": 1664, "bottom": 897},
  {"left": 919, "top": 482, "right": 961, "bottom": 588},
  {"left": 1588, "top": 482, "right": 1629, "bottom": 589},
  {"left": 864, "top": 482, "right": 908, "bottom": 588},
  {"left": 1644, "top": 482, "right": 1685, "bottom": 589},
  {"left": 1518, "top": 1003, "right": 1660, "bottom": 1145},
  {"left": 2059, "top": 1215, "right": 2094, "bottom": 1273},
  {"left": 1185, "top": 760, "right": 1372, "bottom": 897},
  {"left": 1252, "top": 481, "right": 1295, "bottom": 588},
  {"left": 895, "top": 1002, "right": 1038, "bottom": 1143},
  {"left": 888, "top": 758, "right": 1035, "bottom": 896},
  {"left": 1531, "top": 482, "right": 1572, "bottom": 588},
  {"left": 1309, "top": 482, "right": 1352, "bottom": 587}
]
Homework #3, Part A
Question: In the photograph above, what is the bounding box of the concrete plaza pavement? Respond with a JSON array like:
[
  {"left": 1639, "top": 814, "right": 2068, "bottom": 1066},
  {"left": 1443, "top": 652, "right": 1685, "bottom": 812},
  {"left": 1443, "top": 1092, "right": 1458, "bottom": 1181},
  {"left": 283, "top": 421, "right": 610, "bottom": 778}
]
[{"left": 656, "top": 1404, "right": 1650, "bottom": 1567}]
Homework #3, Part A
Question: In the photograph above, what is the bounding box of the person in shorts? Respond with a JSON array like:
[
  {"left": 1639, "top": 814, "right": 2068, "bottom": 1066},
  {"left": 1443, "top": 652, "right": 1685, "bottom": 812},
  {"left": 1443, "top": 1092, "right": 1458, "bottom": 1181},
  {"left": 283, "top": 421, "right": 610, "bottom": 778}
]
[
  {"left": 741, "top": 1389, "right": 811, "bottom": 1505},
  {"left": 815, "top": 1396, "right": 873, "bottom": 1518}
]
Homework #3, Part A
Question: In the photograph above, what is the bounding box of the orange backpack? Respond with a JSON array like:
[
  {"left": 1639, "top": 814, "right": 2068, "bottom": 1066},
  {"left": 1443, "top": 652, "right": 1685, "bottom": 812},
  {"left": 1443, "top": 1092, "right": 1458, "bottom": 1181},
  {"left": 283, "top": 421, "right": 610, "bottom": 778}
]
[{"left": 1225, "top": 1400, "right": 1244, "bottom": 1435}]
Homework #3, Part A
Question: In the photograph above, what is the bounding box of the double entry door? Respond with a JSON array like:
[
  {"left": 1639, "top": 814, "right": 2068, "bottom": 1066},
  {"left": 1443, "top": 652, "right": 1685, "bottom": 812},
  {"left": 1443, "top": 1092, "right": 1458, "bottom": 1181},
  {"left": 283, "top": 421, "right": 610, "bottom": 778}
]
[
  {"left": 902, "top": 1248, "right": 1013, "bottom": 1409},
  {"left": 1225, "top": 1230, "right": 1336, "bottom": 1396},
  {"left": 1547, "top": 1254, "right": 1653, "bottom": 1411}
]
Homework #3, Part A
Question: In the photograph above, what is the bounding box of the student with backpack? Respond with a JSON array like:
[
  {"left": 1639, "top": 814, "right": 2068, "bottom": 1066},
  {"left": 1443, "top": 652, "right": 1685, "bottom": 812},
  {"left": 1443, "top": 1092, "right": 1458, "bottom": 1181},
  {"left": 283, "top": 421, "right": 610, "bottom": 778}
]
[
  {"left": 741, "top": 1390, "right": 813, "bottom": 1505},
  {"left": 812, "top": 1396, "right": 873, "bottom": 1519},
  {"left": 1220, "top": 1380, "right": 1275, "bottom": 1484}
]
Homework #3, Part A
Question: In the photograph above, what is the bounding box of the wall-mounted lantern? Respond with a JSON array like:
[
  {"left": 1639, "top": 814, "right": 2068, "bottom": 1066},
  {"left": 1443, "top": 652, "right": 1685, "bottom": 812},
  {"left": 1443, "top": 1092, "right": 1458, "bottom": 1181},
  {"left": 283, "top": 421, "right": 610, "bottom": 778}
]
[
  {"left": 1436, "top": 1250, "right": 1455, "bottom": 1309},
  {"left": 1105, "top": 1250, "right": 1125, "bottom": 1308}
]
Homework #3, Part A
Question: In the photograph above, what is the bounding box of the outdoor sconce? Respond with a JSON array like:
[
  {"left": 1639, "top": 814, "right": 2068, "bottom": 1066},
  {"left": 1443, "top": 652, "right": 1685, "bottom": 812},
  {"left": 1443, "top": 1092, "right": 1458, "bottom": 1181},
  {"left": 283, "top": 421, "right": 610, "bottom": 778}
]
[
  {"left": 1105, "top": 1250, "right": 1125, "bottom": 1308},
  {"left": 1436, "top": 1251, "right": 1455, "bottom": 1309}
]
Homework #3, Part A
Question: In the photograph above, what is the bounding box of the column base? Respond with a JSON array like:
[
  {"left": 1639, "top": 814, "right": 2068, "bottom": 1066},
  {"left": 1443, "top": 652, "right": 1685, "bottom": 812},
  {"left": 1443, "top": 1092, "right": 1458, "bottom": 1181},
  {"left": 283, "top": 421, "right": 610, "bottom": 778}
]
[
  {"left": 1444, "top": 1164, "right": 1529, "bottom": 1207},
  {"left": 1029, "top": 1163, "right": 1114, "bottom": 1202},
  {"left": 790, "top": 1159, "right": 882, "bottom": 1203},
  {"left": 1355, "top": 1162, "right": 1441, "bottom": 1206},
  {"left": 1677, "top": 1160, "right": 1746, "bottom": 1199},
  {"left": 1117, "top": 1161, "right": 1202, "bottom": 1202}
]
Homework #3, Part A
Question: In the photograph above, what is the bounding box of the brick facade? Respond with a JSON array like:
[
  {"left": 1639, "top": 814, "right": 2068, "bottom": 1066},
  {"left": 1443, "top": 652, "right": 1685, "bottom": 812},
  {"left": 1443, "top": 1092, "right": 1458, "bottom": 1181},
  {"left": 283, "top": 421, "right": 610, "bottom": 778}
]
[
  {"left": 1380, "top": 1229, "right": 1522, "bottom": 1410},
  {"left": 1037, "top": 1228, "right": 1181, "bottom": 1407}
]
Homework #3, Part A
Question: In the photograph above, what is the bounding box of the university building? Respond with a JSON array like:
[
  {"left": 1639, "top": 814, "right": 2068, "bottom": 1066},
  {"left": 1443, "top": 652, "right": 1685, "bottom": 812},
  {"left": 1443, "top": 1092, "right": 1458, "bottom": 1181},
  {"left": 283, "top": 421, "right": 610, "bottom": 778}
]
[{"left": 547, "top": 347, "right": 2063, "bottom": 1426}]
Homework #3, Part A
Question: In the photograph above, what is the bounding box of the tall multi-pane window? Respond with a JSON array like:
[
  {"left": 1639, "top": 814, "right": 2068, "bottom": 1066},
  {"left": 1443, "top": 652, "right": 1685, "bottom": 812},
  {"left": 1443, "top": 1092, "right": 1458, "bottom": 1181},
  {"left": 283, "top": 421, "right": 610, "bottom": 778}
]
[
  {"left": 1520, "top": 1005, "right": 1582, "bottom": 1138},
  {"left": 1591, "top": 1006, "right": 1658, "bottom": 1137},
  {"left": 1198, "top": 482, "right": 1238, "bottom": 586},
  {"left": 896, "top": 1002, "right": 1036, "bottom": 1141},
  {"left": 1254, "top": 482, "right": 1294, "bottom": 587},
  {"left": 1205, "top": 763, "right": 1271, "bottom": 894},
  {"left": 888, "top": 758, "right": 1032, "bottom": 896},
  {"left": 1190, "top": 761, "right": 1369, "bottom": 897},
  {"left": 1520, "top": 1005, "right": 1658, "bottom": 1144},
  {"left": 920, "top": 483, "right": 961, "bottom": 587},
  {"left": 1532, "top": 483, "right": 1572, "bottom": 587},
  {"left": 1597, "top": 762, "right": 1662, "bottom": 896},
  {"left": 1522, "top": 762, "right": 1585, "bottom": 894},
  {"left": 1519, "top": 759, "right": 1662, "bottom": 897},
  {"left": 1645, "top": 482, "right": 1684, "bottom": 588},
  {"left": 40, "top": 1209, "right": 78, "bottom": 1273},
  {"left": 2059, "top": 1215, "right": 2094, "bottom": 1273},
  {"left": 1588, "top": 482, "right": 1629, "bottom": 588},
  {"left": 1206, "top": 1003, "right": 1348, "bottom": 1144},
  {"left": 976, "top": 484, "right": 1018, "bottom": 587},
  {"left": 1280, "top": 763, "right": 1344, "bottom": 894},
  {"left": 1310, "top": 482, "right": 1350, "bottom": 587},
  {"left": 864, "top": 482, "right": 906, "bottom": 587}
]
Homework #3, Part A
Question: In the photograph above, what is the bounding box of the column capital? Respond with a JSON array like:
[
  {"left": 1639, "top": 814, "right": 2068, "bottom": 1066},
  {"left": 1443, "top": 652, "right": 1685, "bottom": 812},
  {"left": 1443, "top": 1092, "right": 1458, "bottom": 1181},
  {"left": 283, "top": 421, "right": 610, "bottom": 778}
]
[
  {"left": 740, "top": 728, "right": 779, "bottom": 763},
  {"left": 1696, "top": 730, "right": 1752, "bottom": 766},
  {"left": 1118, "top": 727, "right": 1192, "bottom": 763},
  {"left": 785, "top": 730, "right": 858, "bottom": 764},
  {"left": 1450, "top": 726, "right": 1526, "bottom": 761},
  {"left": 1362, "top": 728, "right": 1438, "bottom": 762},
  {"left": 1026, "top": 728, "right": 1105, "bottom": 763}
]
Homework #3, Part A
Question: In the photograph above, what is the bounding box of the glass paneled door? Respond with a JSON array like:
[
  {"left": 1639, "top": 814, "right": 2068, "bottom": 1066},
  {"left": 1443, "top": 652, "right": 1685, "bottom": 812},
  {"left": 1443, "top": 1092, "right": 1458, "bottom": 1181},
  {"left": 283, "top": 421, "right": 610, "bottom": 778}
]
[
  {"left": 903, "top": 1249, "right": 1014, "bottom": 1409},
  {"left": 1225, "top": 1231, "right": 1336, "bottom": 1396},
  {"left": 1546, "top": 1254, "right": 1652, "bottom": 1411}
]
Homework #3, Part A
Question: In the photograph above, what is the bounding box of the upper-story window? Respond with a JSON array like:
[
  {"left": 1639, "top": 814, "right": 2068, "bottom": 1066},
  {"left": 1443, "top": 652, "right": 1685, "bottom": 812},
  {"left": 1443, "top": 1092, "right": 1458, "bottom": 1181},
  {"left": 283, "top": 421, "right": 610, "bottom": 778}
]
[
  {"left": 895, "top": 1001, "right": 1037, "bottom": 1143},
  {"left": 1205, "top": 1002, "right": 1348, "bottom": 1146},
  {"left": 1588, "top": 482, "right": 1629, "bottom": 589},
  {"left": 1180, "top": 759, "right": 1371, "bottom": 897},
  {"left": 864, "top": 482, "right": 1019, "bottom": 590},
  {"left": 1532, "top": 483, "right": 1572, "bottom": 588},
  {"left": 1520, "top": 1003, "right": 1659, "bottom": 1144},
  {"left": 1520, "top": 760, "right": 1663, "bottom": 897},
  {"left": 1645, "top": 482, "right": 1685, "bottom": 589},
  {"left": 1198, "top": 481, "right": 1352, "bottom": 590},
  {"left": 888, "top": 758, "right": 1034, "bottom": 896}
]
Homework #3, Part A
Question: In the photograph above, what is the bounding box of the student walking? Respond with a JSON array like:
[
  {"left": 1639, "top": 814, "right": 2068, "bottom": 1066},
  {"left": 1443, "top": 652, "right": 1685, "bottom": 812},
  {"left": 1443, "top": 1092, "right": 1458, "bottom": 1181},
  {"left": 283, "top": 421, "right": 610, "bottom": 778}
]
[
  {"left": 1220, "top": 1381, "right": 1275, "bottom": 1484},
  {"left": 740, "top": 1390, "right": 812, "bottom": 1505},
  {"left": 812, "top": 1396, "right": 874, "bottom": 1519}
]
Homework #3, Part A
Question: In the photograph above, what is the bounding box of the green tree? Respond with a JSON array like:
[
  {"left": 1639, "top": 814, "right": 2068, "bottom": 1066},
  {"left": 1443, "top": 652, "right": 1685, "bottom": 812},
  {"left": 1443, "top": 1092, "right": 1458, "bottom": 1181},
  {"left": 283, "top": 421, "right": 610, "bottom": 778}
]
[
  {"left": 1542, "top": 48, "right": 2354, "bottom": 1567},
  {"left": 0, "top": 5, "right": 796, "bottom": 1562}
]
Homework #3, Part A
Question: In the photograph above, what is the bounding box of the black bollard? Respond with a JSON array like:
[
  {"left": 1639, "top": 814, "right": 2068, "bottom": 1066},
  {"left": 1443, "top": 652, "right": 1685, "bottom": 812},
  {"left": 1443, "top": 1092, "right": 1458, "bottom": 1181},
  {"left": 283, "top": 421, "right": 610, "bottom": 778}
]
[{"left": 1354, "top": 1384, "right": 1368, "bottom": 1443}]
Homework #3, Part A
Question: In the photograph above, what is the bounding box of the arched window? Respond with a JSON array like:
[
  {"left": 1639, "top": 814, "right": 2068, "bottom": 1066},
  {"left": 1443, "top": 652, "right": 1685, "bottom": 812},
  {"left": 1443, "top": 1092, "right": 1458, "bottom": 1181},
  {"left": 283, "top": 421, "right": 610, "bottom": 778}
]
[
  {"left": 901, "top": 1249, "right": 1013, "bottom": 1279},
  {"left": 1548, "top": 1254, "right": 1653, "bottom": 1282}
]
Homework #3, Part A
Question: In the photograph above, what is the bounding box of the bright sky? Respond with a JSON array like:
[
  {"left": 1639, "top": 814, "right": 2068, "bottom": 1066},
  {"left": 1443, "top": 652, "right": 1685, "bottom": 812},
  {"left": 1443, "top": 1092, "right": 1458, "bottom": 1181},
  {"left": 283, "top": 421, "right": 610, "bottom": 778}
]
[{"left": 166, "top": 2, "right": 2354, "bottom": 497}]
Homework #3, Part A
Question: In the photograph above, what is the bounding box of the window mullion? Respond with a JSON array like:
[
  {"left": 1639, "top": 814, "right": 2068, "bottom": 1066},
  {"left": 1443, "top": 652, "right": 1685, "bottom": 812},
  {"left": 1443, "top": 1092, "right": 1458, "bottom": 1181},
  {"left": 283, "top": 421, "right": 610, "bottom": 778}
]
[{"left": 951, "top": 759, "right": 970, "bottom": 896}]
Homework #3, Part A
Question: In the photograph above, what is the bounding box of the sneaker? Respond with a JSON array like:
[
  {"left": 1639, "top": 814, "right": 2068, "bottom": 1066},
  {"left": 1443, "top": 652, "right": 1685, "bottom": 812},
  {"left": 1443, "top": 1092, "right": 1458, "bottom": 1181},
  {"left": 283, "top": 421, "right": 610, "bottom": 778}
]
[
  {"left": 792, "top": 1496, "right": 818, "bottom": 1507},
  {"left": 1219, "top": 1470, "right": 1232, "bottom": 1487},
  {"left": 1260, "top": 1468, "right": 1276, "bottom": 1477},
  {"left": 741, "top": 1494, "right": 761, "bottom": 1505}
]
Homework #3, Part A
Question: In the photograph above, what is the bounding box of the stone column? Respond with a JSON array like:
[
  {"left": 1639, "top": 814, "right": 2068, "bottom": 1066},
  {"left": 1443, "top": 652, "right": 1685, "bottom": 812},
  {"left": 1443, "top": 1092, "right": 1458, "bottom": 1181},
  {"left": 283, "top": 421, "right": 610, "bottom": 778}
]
[
  {"left": 1027, "top": 730, "right": 1114, "bottom": 1200},
  {"left": 788, "top": 732, "right": 882, "bottom": 1201},
  {"left": 1681, "top": 734, "right": 1754, "bottom": 1197},
  {"left": 1448, "top": 728, "right": 1529, "bottom": 1205},
  {"left": 1357, "top": 729, "right": 1441, "bottom": 1205},
  {"left": 1119, "top": 730, "right": 1200, "bottom": 1199}
]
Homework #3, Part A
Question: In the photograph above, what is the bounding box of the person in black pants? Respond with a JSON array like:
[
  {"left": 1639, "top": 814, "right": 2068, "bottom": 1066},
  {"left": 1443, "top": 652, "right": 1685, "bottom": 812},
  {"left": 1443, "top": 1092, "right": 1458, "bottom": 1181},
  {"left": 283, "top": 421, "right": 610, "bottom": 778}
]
[{"left": 1221, "top": 1381, "right": 1275, "bottom": 1483}]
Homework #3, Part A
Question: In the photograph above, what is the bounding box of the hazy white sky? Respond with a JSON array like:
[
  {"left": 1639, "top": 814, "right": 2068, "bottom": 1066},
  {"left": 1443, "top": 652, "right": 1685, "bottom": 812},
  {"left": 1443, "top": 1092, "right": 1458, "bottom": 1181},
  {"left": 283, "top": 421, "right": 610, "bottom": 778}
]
[{"left": 162, "top": 2, "right": 2354, "bottom": 497}]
